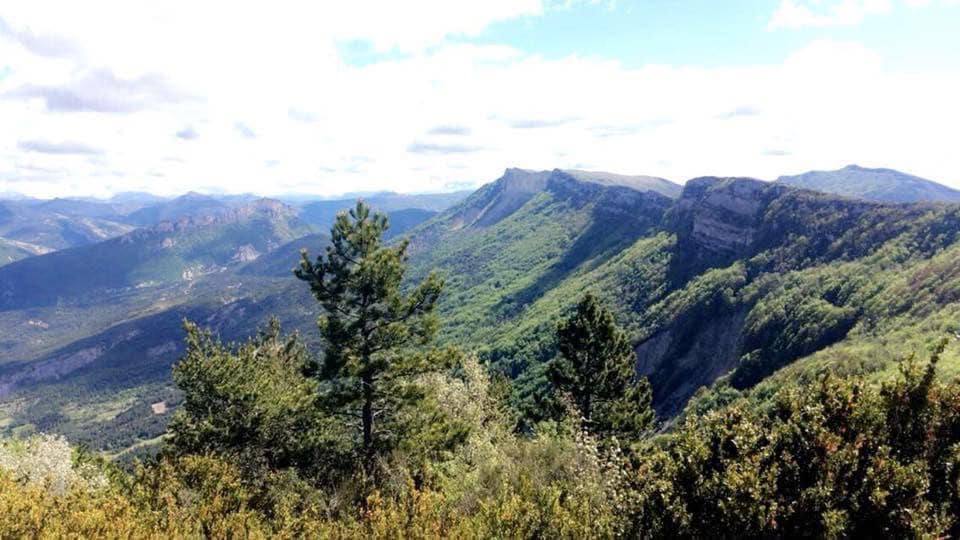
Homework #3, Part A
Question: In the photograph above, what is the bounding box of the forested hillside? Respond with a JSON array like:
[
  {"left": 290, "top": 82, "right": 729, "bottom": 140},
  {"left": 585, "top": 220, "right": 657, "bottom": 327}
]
[
  {"left": 2, "top": 166, "right": 960, "bottom": 473},
  {"left": 2, "top": 198, "right": 959, "bottom": 538},
  {"left": 0, "top": 199, "right": 311, "bottom": 311}
]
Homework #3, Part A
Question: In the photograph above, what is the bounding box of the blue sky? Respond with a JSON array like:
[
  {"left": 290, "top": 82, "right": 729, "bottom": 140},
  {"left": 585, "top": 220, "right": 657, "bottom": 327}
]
[
  {"left": 1, "top": 0, "right": 959, "bottom": 197},
  {"left": 467, "top": 1, "right": 959, "bottom": 69}
]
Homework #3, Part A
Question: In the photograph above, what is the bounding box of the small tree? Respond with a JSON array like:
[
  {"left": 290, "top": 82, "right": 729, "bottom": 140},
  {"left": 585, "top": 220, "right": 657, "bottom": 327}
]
[
  {"left": 167, "top": 320, "right": 348, "bottom": 480},
  {"left": 549, "top": 293, "right": 655, "bottom": 437},
  {"left": 295, "top": 200, "right": 444, "bottom": 471}
]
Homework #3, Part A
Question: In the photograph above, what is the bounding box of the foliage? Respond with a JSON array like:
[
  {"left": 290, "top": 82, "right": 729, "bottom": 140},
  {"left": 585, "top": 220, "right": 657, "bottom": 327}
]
[
  {"left": 0, "top": 434, "right": 107, "bottom": 494},
  {"left": 295, "top": 200, "right": 445, "bottom": 470},
  {"left": 4, "top": 340, "right": 960, "bottom": 538},
  {"left": 631, "top": 340, "right": 960, "bottom": 538},
  {"left": 549, "top": 293, "right": 655, "bottom": 439},
  {"left": 166, "top": 319, "right": 351, "bottom": 483}
]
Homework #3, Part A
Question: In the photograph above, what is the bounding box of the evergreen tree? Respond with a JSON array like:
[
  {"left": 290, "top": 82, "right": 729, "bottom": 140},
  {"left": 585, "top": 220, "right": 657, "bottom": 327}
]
[
  {"left": 549, "top": 293, "right": 655, "bottom": 437},
  {"left": 295, "top": 200, "right": 444, "bottom": 471},
  {"left": 167, "top": 319, "right": 349, "bottom": 480}
]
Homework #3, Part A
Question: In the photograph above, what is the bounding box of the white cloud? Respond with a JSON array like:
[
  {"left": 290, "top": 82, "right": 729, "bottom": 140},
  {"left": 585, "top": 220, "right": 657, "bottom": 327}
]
[
  {"left": 768, "top": 0, "right": 893, "bottom": 29},
  {"left": 0, "top": 2, "right": 959, "bottom": 198},
  {"left": 768, "top": 0, "right": 958, "bottom": 29}
]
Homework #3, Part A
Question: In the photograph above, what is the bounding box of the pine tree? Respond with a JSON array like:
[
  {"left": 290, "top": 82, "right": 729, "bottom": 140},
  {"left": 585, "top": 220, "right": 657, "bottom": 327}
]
[
  {"left": 295, "top": 200, "right": 444, "bottom": 471},
  {"left": 549, "top": 293, "right": 655, "bottom": 437}
]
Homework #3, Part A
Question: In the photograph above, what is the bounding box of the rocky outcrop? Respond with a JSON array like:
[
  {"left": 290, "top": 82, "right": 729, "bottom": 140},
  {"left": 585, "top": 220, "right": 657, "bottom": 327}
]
[
  {"left": 662, "top": 177, "right": 794, "bottom": 283},
  {"left": 636, "top": 309, "right": 749, "bottom": 418},
  {"left": 231, "top": 244, "right": 261, "bottom": 263},
  {"left": 120, "top": 198, "right": 302, "bottom": 245},
  {"left": 449, "top": 168, "right": 552, "bottom": 229},
  {"left": 671, "top": 178, "right": 789, "bottom": 258}
]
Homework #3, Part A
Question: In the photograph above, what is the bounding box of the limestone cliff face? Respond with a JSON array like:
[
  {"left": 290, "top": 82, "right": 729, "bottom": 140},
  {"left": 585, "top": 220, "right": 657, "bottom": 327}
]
[
  {"left": 636, "top": 309, "right": 749, "bottom": 418},
  {"left": 448, "top": 168, "right": 552, "bottom": 229},
  {"left": 634, "top": 178, "right": 899, "bottom": 418},
  {"left": 634, "top": 178, "right": 788, "bottom": 417},
  {"left": 669, "top": 177, "right": 789, "bottom": 263}
]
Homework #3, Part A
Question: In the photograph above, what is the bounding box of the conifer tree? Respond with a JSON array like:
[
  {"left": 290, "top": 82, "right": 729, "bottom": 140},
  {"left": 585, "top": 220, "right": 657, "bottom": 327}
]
[
  {"left": 167, "top": 319, "right": 348, "bottom": 479},
  {"left": 549, "top": 293, "right": 655, "bottom": 437},
  {"left": 295, "top": 200, "right": 444, "bottom": 471}
]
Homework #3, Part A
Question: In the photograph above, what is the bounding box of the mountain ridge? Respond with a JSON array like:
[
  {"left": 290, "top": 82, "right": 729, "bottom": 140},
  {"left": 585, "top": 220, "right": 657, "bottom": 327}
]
[
  {"left": 0, "top": 199, "right": 311, "bottom": 312},
  {"left": 776, "top": 164, "right": 960, "bottom": 203},
  {"left": 3, "top": 165, "right": 960, "bottom": 457}
]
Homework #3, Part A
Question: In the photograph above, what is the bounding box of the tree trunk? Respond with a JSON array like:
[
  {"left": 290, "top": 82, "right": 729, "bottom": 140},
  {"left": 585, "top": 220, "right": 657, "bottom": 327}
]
[
  {"left": 584, "top": 394, "right": 592, "bottom": 425},
  {"left": 362, "top": 370, "right": 374, "bottom": 469}
]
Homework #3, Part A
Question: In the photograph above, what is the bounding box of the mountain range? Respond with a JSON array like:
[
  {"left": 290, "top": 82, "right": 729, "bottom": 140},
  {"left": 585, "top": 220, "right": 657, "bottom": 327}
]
[
  {"left": 0, "top": 190, "right": 469, "bottom": 268},
  {"left": 1, "top": 164, "right": 959, "bottom": 458}
]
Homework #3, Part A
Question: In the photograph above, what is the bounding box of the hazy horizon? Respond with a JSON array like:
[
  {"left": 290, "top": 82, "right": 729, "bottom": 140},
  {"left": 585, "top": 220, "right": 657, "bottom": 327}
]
[{"left": 3, "top": 162, "right": 945, "bottom": 201}]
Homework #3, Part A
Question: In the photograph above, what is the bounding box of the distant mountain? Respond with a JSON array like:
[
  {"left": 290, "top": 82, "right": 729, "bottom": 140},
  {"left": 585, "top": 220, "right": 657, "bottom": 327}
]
[
  {"left": 0, "top": 192, "right": 35, "bottom": 201},
  {"left": 776, "top": 164, "right": 960, "bottom": 203},
  {"left": 0, "top": 200, "right": 134, "bottom": 252},
  {"left": 0, "top": 237, "right": 52, "bottom": 266},
  {"left": 37, "top": 198, "right": 123, "bottom": 219},
  {"left": 297, "top": 191, "right": 469, "bottom": 232},
  {"left": 238, "top": 232, "right": 330, "bottom": 277},
  {"left": 123, "top": 192, "right": 232, "bottom": 226},
  {"left": 0, "top": 199, "right": 311, "bottom": 311},
  {"left": 99, "top": 192, "right": 171, "bottom": 214},
  {"left": 105, "top": 192, "right": 169, "bottom": 205}
]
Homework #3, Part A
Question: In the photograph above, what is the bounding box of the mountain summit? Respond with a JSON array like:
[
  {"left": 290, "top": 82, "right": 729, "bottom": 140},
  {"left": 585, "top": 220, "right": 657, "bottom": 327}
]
[{"left": 776, "top": 164, "right": 960, "bottom": 203}]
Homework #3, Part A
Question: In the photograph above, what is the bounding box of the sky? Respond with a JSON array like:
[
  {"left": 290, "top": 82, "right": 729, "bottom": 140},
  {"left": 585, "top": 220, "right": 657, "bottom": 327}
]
[{"left": 1, "top": 0, "right": 959, "bottom": 198}]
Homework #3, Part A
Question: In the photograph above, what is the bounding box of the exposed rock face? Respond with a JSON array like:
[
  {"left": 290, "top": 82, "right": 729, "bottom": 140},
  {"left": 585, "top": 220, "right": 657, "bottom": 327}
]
[
  {"left": 671, "top": 177, "right": 788, "bottom": 259},
  {"left": 0, "top": 346, "right": 105, "bottom": 398},
  {"left": 122, "top": 198, "right": 301, "bottom": 243},
  {"left": 440, "top": 168, "right": 678, "bottom": 232},
  {"left": 231, "top": 244, "right": 261, "bottom": 263},
  {"left": 449, "top": 168, "right": 552, "bottom": 229},
  {"left": 635, "top": 177, "right": 906, "bottom": 418},
  {"left": 636, "top": 310, "right": 749, "bottom": 417},
  {"left": 663, "top": 177, "right": 794, "bottom": 284}
]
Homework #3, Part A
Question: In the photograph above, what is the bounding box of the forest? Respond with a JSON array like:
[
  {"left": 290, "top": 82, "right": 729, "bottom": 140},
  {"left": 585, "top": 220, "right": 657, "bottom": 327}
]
[{"left": 2, "top": 201, "right": 959, "bottom": 539}]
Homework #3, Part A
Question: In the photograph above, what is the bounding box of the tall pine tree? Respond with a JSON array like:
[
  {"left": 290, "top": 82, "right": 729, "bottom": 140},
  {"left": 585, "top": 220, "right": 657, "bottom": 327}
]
[
  {"left": 296, "top": 201, "right": 444, "bottom": 471},
  {"left": 549, "top": 293, "right": 655, "bottom": 438}
]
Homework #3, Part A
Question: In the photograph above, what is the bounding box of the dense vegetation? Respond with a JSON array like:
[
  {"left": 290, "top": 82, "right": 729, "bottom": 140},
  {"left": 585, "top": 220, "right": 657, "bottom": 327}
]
[
  {"left": 4, "top": 167, "right": 960, "bottom": 507},
  {"left": 3, "top": 201, "right": 960, "bottom": 537},
  {"left": 2, "top": 320, "right": 957, "bottom": 536}
]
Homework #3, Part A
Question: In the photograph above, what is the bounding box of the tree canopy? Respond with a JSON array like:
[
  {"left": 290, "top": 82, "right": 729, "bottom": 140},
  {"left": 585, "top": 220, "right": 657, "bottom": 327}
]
[{"left": 295, "top": 200, "right": 445, "bottom": 471}]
